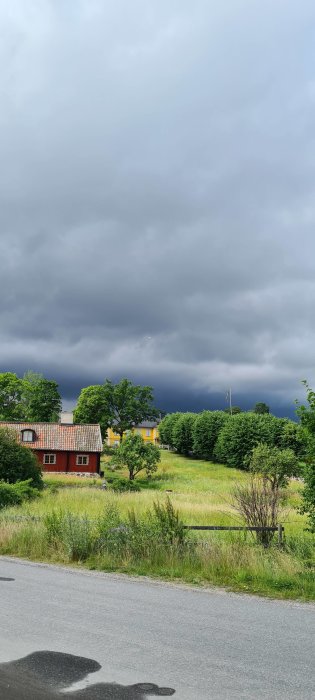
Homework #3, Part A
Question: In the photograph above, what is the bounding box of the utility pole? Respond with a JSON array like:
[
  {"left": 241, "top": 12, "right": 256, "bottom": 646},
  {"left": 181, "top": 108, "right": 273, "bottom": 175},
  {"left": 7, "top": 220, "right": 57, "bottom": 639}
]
[{"left": 226, "top": 388, "right": 232, "bottom": 415}]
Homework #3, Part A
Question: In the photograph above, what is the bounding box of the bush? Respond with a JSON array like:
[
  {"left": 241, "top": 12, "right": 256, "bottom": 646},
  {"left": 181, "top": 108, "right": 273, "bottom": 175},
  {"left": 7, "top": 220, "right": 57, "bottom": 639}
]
[
  {"left": 232, "top": 475, "right": 283, "bottom": 547},
  {"left": 192, "top": 411, "right": 229, "bottom": 460},
  {"left": 158, "top": 413, "right": 182, "bottom": 448},
  {"left": 0, "top": 479, "right": 39, "bottom": 508},
  {"left": 214, "top": 413, "right": 278, "bottom": 469},
  {"left": 172, "top": 413, "right": 197, "bottom": 455},
  {"left": 105, "top": 475, "right": 141, "bottom": 492},
  {"left": 45, "top": 511, "right": 95, "bottom": 561},
  {"left": 0, "top": 427, "right": 43, "bottom": 488}
]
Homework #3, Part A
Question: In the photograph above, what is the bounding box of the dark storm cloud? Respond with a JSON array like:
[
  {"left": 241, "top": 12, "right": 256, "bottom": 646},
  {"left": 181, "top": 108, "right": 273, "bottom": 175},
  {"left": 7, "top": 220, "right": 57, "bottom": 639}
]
[{"left": 1, "top": 0, "right": 315, "bottom": 413}]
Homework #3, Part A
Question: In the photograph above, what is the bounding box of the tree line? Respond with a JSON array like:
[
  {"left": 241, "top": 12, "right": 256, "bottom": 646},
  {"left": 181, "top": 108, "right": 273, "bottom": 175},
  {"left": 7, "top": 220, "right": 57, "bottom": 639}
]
[
  {"left": 158, "top": 410, "right": 305, "bottom": 468},
  {"left": 0, "top": 371, "right": 61, "bottom": 422}
]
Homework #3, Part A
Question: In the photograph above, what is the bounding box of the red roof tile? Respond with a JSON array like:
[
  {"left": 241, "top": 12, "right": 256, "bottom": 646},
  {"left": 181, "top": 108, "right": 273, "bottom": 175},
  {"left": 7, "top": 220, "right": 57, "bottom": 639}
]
[{"left": 0, "top": 422, "right": 103, "bottom": 453}]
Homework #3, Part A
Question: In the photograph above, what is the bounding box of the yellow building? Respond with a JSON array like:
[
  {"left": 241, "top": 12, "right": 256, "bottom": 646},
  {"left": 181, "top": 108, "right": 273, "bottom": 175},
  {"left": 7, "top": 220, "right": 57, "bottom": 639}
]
[{"left": 107, "top": 422, "right": 159, "bottom": 447}]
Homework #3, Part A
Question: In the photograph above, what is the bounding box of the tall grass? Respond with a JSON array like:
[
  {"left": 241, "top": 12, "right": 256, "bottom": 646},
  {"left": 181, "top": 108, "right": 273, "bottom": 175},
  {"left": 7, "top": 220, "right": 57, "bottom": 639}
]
[{"left": 0, "top": 452, "right": 313, "bottom": 600}]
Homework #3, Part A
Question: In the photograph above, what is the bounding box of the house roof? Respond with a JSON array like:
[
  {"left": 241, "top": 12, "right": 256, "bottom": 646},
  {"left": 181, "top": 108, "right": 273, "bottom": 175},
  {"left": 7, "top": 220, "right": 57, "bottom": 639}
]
[
  {"left": 0, "top": 422, "right": 103, "bottom": 453},
  {"left": 136, "top": 421, "right": 159, "bottom": 428}
]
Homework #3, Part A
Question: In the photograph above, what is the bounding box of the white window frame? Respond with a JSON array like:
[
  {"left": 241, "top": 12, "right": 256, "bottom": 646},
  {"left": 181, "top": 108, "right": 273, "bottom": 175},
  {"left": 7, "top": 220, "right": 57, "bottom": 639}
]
[
  {"left": 76, "top": 454, "right": 89, "bottom": 466},
  {"left": 22, "top": 430, "right": 34, "bottom": 443},
  {"left": 43, "top": 454, "right": 56, "bottom": 465},
  {"left": 146, "top": 429, "right": 151, "bottom": 437}
]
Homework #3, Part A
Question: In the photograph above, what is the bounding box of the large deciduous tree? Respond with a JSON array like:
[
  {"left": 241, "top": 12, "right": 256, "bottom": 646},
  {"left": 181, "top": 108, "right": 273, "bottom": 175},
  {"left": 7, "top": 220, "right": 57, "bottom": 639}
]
[
  {"left": 172, "top": 413, "right": 197, "bottom": 456},
  {"left": 0, "top": 371, "right": 62, "bottom": 423},
  {"left": 22, "top": 371, "right": 62, "bottom": 422},
  {"left": 192, "top": 410, "right": 229, "bottom": 461},
  {"left": 74, "top": 378, "right": 157, "bottom": 440},
  {"left": 158, "top": 413, "right": 181, "bottom": 448},
  {"left": 0, "top": 372, "right": 24, "bottom": 420},
  {"left": 214, "top": 413, "right": 278, "bottom": 469}
]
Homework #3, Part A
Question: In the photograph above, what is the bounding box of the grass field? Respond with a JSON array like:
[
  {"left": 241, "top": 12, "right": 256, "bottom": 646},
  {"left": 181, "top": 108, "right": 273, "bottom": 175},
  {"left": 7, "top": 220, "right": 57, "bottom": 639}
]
[{"left": 0, "top": 451, "right": 314, "bottom": 600}]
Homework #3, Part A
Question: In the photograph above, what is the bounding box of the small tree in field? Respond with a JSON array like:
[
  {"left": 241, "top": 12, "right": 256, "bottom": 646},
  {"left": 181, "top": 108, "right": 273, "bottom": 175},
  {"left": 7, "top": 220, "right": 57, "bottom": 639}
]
[
  {"left": 249, "top": 443, "right": 300, "bottom": 491},
  {"left": 232, "top": 442, "right": 297, "bottom": 547},
  {"left": 110, "top": 433, "right": 161, "bottom": 481}
]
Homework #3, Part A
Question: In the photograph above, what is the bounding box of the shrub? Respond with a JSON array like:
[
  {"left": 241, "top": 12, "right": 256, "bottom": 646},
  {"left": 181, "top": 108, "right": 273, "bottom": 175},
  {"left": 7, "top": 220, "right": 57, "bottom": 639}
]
[
  {"left": 172, "top": 413, "right": 197, "bottom": 455},
  {"left": 192, "top": 411, "right": 229, "bottom": 461},
  {"left": 158, "top": 413, "right": 182, "bottom": 448},
  {"left": 232, "top": 475, "right": 283, "bottom": 547},
  {"left": 0, "top": 427, "right": 43, "bottom": 488},
  {"left": 45, "top": 511, "right": 95, "bottom": 561},
  {"left": 0, "top": 479, "right": 39, "bottom": 508},
  {"left": 106, "top": 475, "right": 141, "bottom": 492},
  {"left": 151, "top": 497, "right": 187, "bottom": 547},
  {"left": 214, "top": 413, "right": 279, "bottom": 469}
]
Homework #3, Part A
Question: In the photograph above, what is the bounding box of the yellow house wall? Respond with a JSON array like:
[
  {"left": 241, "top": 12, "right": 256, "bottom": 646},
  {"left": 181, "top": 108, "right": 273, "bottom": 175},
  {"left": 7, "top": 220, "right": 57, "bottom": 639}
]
[{"left": 107, "top": 426, "right": 159, "bottom": 446}]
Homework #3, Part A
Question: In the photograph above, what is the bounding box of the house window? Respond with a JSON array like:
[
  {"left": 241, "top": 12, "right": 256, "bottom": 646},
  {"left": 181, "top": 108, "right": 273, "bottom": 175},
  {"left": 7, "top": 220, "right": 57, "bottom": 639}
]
[
  {"left": 21, "top": 430, "right": 35, "bottom": 442},
  {"left": 146, "top": 429, "right": 151, "bottom": 437},
  {"left": 76, "top": 455, "right": 89, "bottom": 466},
  {"left": 43, "top": 454, "right": 56, "bottom": 465}
]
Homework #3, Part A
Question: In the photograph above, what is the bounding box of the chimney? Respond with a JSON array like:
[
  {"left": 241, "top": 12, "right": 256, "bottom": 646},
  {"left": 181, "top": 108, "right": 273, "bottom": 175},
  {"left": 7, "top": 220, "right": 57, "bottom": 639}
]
[{"left": 60, "top": 411, "right": 74, "bottom": 425}]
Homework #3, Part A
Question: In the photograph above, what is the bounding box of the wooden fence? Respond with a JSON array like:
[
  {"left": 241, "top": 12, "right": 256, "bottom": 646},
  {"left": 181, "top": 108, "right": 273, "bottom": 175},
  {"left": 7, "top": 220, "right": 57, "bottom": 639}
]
[{"left": 183, "top": 524, "right": 284, "bottom": 545}]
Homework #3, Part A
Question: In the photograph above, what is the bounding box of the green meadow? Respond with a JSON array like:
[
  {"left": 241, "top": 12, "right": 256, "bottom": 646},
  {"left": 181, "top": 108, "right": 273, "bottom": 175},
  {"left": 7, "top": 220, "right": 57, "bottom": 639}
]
[{"left": 0, "top": 451, "right": 314, "bottom": 600}]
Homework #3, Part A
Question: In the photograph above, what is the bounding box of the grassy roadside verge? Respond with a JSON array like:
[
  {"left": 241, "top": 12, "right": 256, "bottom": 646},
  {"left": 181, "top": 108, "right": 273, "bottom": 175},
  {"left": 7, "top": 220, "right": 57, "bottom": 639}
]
[{"left": 0, "top": 452, "right": 314, "bottom": 601}]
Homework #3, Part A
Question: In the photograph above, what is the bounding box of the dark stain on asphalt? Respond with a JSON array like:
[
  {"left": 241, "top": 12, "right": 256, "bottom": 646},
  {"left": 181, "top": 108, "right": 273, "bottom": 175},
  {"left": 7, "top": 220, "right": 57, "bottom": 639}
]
[
  {"left": 0, "top": 576, "right": 15, "bottom": 581},
  {"left": 0, "top": 651, "right": 176, "bottom": 699}
]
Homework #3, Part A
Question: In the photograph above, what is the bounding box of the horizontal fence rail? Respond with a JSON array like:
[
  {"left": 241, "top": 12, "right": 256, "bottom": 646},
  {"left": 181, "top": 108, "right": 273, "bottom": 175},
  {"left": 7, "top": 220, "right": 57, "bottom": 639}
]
[{"left": 184, "top": 524, "right": 284, "bottom": 545}]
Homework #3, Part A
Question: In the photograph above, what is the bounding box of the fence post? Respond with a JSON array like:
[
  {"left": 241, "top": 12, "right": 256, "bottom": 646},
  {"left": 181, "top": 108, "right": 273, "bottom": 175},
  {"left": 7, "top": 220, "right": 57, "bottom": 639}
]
[{"left": 277, "top": 523, "right": 284, "bottom": 547}]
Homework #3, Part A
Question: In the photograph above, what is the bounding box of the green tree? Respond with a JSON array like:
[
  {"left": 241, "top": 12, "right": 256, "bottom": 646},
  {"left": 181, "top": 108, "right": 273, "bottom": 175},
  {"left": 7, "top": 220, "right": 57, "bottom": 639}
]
[
  {"left": 0, "top": 372, "right": 23, "bottom": 420},
  {"left": 273, "top": 417, "right": 305, "bottom": 457},
  {"left": 192, "top": 411, "right": 229, "bottom": 461},
  {"left": 249, "top": 442, "right": 299, "bottom": 491},
  {"left": 224, "top": 406, "right": 242, "bottom": 415},
  {"left": 74, "top": 378, "right": 157, "bottom": 441},
  {"left": 214, "top": 413, "right": 277, "bottom": 469},
  {"left": 0, "top": 427, "right": 43, "bottom": 488},
  {"left": 22, "top": 372, "right": 62, "bottom": 422},
  {"left": 172, "top": 413, "right": 197, "bottom": 455},
  {"left": 158, "top": 413, "right": 182, "bottom": 448},
  {"left": 110, "top": 433, "right": 161, "bottom": 481},
  {"left": 253, "top": 402, "right": 270, "bottom": 414},
  {"left": 296, "top": 381, "right": 315, "bottom": 531}
]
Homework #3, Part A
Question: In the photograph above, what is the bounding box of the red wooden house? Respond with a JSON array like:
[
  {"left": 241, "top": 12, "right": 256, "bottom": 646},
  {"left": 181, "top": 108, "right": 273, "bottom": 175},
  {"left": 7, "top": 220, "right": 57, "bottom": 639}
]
[{"left": 0, "top": 415, "right": 103, "bottom": 474}]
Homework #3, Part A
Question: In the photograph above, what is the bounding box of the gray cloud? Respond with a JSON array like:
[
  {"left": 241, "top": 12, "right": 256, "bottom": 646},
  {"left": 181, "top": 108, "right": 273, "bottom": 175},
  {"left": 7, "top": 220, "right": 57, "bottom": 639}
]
[{"left": 1, "top": 1, "right": 315, "bottom": 414}]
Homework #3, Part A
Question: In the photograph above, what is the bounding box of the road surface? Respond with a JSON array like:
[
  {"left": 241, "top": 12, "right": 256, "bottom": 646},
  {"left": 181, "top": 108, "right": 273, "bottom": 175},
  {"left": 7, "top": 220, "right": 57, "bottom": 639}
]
[{"left": 0, "top": 557, "right": 314, "bottom": 699}]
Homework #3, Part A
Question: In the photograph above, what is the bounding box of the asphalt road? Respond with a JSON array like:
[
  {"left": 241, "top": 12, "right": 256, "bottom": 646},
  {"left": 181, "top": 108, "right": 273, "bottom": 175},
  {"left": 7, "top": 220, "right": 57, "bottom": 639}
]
[{"left": 0, "top": 558, "right": 314, "bottom": 699}]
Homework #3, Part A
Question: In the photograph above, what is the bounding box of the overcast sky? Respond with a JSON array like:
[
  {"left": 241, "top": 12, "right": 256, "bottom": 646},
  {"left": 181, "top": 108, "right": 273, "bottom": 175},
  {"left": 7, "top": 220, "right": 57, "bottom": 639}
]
[{"left": 1, "top": 1, "right": 315, "bottom": 416}]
